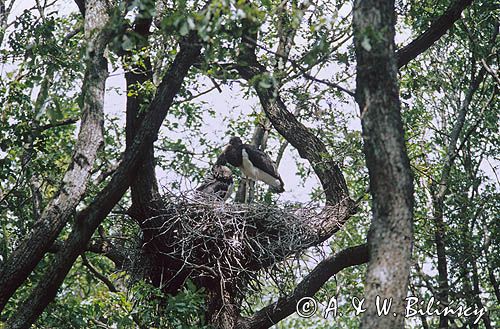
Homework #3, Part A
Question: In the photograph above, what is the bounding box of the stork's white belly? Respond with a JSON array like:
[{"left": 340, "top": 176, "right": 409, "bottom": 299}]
[{"left": 241, "top": 149, "right": 281, "bottom": 188}]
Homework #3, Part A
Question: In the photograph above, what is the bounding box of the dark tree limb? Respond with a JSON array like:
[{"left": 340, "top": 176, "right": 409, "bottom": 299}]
[
  {"left": 3, "top": 33, "right": 203, "bottom": 329},
  {"left": 122, "top": 10, "right": 186, "bottom": 293},
  {"left": 353, "top": 0, "right": 414, "bottom": 328},
  {"left": 238, "top": 244, "right": 369, "bottom": 329},
  {"left": 235, "top": 25, "right": 351, "bottom": 206},
  {"left": 396, "top": 0, "right": 474, "bottom": 68},
  {"left": 0, "top": 0, "right": 111, "bottom": 312},
  {"left": 123, "top": 13, "right": 160, "bottom": 232},
  {"left": 36, "top": 118, "right": 79, "bottom": 132}
]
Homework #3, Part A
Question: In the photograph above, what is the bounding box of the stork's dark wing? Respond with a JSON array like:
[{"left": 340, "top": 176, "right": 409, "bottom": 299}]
[{"left": 244, "top": 144, "right": 280, "bottom": 179}]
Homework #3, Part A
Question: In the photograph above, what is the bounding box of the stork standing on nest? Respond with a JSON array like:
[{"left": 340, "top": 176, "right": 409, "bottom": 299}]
[{"left": 216, "top": 137, "right": 285, "bottom": 193}]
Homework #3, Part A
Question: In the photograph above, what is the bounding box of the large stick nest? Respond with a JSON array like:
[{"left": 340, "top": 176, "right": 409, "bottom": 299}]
[{"left": 134, "top": 192, "right": 354, "bottom": 293}]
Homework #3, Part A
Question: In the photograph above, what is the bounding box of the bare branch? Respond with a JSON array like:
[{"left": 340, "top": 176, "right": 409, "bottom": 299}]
[
  {"left": 246, "top": 38, "right": 355, "bottom": 97},
  {"left": 36, "top": 118, "right": 79, "bottom": 132},
  {"left": 172, "top": 85, "right": 219, "bottom": 105},
  {"left": 81, "top": 254, "right": 117, "bottom": 292}
]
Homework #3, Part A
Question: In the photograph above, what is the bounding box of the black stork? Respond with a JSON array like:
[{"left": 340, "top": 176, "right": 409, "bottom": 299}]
[{"left": 216, "top": 137, "right": 285, "bottom": 193}]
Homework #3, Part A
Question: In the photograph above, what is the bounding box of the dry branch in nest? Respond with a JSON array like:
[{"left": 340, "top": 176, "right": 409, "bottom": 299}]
[{"left": 132, "top": 191, "right": 355, "bottom": 295}]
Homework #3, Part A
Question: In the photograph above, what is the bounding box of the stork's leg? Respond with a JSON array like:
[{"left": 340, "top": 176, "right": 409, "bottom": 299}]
[
  {"left": 223, "top": 184, "right": 234, "bottom": 202},
  {"left": 243, "top": 177, "right": 249, "bottom": 203}
]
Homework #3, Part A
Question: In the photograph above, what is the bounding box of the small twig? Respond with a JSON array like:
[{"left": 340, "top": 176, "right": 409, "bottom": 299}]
[
  {"left": 81, "top": 254, "right": 118, "bottom": 292},
  {"left": 36, "top": 118, "right": 79, "bottom": 132},
  {"left": 63, "top": 27, "right": 83, "bottom": 42},
  {"left": 243, "top": 37, "right": 355, "bottom": 97},
  {"left": 209, "top": 76, "right": 223, "bottom": 93},
  {"left": 172, "top": 85, "right": 219, "bottom": 105},
  {"left": 481, "top": 59, "right": 500, "bottom": 86}
]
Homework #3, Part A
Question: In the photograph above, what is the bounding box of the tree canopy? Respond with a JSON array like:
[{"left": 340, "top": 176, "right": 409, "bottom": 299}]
[{"left": 0, "top": 0, "right": 498, "bottom": 328}]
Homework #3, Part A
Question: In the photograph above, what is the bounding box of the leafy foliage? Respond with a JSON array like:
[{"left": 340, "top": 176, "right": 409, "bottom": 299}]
[{"left": 0, "top": 0, "right": 498, "bottom": 328}]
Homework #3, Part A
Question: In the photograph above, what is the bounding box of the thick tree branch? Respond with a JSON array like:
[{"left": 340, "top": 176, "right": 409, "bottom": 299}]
[
  {"left": 124, "top": 14, "right": 160, "bottom": 229},
  {"left": 122, "top": 11, "right": 184, "bottom": 292},
  {"left": 396, "top": 0, "right": 474, "bottom": 68},
  {"left": 3, "top": 33, "right": 203, "bottom": 329},
  {"left": 238, "top": 244, "right": 369, "bottom": 329},
  {"left": 0, "top": 0, "right": 111, "bottom": 311}
]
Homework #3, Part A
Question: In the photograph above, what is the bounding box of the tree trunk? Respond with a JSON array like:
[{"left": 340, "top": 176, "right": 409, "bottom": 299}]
[
  {"left": 0, "top": 0, "right": 8, "bottom": 45},
  {"left": 206, "top": 282, "right": 241, "bottom": 329},
  {"left": 353, "top": 1, "right": 414, "bottom": 328}
]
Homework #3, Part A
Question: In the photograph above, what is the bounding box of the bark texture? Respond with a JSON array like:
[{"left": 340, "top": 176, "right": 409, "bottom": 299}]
[
  {"left": 0, "top": 0, "right": 110, "bottom": 311},
  {"left": 353, "top": 0, "right": 414, "bottom": 328},
  {"left": 0, "top": 0, "right": 9, "bottom": 45}
]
